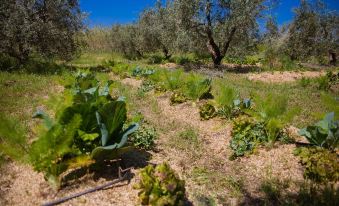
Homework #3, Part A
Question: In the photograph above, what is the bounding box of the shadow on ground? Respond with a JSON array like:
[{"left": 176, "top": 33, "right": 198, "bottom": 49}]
[{"left": 61, "top": 149, "right": 152, "bottom": 187}]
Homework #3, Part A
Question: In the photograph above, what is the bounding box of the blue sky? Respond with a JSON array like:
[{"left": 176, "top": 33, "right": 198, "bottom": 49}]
[{"left": 80, "top": 0, "right": 339, "bottom": 27}]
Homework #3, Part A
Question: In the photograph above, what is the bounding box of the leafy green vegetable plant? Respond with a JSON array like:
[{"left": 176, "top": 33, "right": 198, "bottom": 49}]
[
  {"left": 212, "top": 83, "right": 251, "bottom": 119},
  {"left": 30, "top": 71, "right": 139, "bottom": 188},
  {"left": 139, "top": 80, "right": 155, "bottom": 93},
  {"left": 199, "top": 102, "right": 216, "bottom": 120},
  {"left": 130, "top": 123, "right": 157, "bottom": 150},
  {"left": 299, "top": 112, "right": 338, "bottom": 151},
  {"left": 230, "top": 115, "right": 267, "bottom": 158},
  {"left": 134, "top": 163, "right": 186, "bottom": 206},
  {"left": 170, "top": 92, "right": 187, "bottom": 105},
  {"left": 294, "top": 147, "right": 339, "bottom": 183},
  {"left": 132, "top": 66, "right": 155, "bottom": 77}
]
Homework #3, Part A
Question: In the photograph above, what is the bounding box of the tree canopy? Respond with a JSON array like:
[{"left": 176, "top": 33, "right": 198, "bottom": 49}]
[{"left": 0, "top": 0, "right": 84, "bottom": 62}]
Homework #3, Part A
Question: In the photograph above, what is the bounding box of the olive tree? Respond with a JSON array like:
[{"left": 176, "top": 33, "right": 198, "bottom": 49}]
[
  {"left": 139, "top": 1, "right": 178, "bottom": 59},
  {"left": 0, "top": 0, "right": 84, "bottom": 63},
  {"left": 174, "top": 0, "right": 266, "bottom": 66},
  {"left": 287, "top": 0, "right": 338, "bottom": 63},
  {"left": 110, "top": 24, "right": 144, "bottom": 59}
]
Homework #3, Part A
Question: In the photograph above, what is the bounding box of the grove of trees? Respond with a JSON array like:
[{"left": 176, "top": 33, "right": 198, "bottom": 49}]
[
  {"left": 0, "top": 0, "right": 84, "bottom": 63},
  {"left": 0, "top": 0, "right": 338, "bottom": 68}
]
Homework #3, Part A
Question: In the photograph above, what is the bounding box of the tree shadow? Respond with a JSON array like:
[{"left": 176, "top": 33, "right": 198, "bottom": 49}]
[
  {"left": 61, "top": 148, "right": 152, "bottom": 187},
  {"left": 239, "top": 179, "right": 338, "bottom": 206},
  {"left": 182, "top": 62, "right": 261, "bottom": 75}
]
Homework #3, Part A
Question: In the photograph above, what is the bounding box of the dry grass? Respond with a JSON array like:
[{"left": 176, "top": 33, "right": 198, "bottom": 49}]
[{"left": 247, "top": 71, "right": 326, "bottom": 83}]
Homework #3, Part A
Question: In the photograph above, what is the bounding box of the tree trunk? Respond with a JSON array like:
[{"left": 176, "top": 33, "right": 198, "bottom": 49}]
[
  {"left": 162, "top": 47, "right": 171, "bottom": 60},
  {"left": 329, "top": 50, "right": 337, "bottom": 66},
  {"left": 206, "top": 31, "right": 223, "bottom": 67}
]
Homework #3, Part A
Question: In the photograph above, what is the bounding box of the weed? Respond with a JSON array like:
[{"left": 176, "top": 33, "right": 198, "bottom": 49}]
[
  {"left": 148, "top": 54, "right": 165, "bottom": 64},
  {"left": 0, "top": 115, "right": 29, "bottom": 164},
  {"left": 130, "top": 123, "right": 157, "bottom": 150},
  {"left": 260, "top": 177, "right": 291, "bottom": 205},
  {"left": 181, "top": 73, "right": 212, "bottom": 100},
  {"left": 299, "top": 77, "right": 312, "bottom": 88},
  {"left": 163, "top": 69, "right": 185, "bottom": 91},
  {"left": 220, "top": 176, "right": 244, "bottom": 198}
]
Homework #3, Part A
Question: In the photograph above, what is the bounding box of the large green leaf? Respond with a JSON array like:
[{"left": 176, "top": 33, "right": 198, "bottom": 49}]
[
  {"left": 299, "top": 112, "right": 339, "bottom": 150},
  {"left": 91, "top": 123, "right": 139, "bottom": 160},
  {"left": 97, "top": 100, "right": 127, "bottom": 146}
]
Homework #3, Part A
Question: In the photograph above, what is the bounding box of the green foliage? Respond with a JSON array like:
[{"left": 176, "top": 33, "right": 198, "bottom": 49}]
[
  {"left": 0, "top": 54, "right": 19, "bottom": 71},
  {"left": 317, "top": 71, "right": 339, "bottom": 91},
  {"left": 181, "top": 73, "right": 212, "bottom": 100},
  {"left": 296, "top": 183, "right": 339, "bottom": 206},
  {"left": 224, "top": 56, "right": 260, "bottom": 65},
  {"left": 101, "top": 59, "right": 115, "bottom": 67},
  {"left": 294, "top": 147, "right": 339, "bottom": 183},
  {"left": 321, "top": 94, "right": 339, "bottom": 119},
  {"left": 30, "top": 71, "right": 139, "bottom": 188},
  {"left": 213, "top": 84, "right": 237, "bottom": 108},
  {"left": 213, "top": 83, "right": 251, "bottom": 119},
  {"left": 171, "top": 56, "right": 192, "bottom": 65},
  {"left": 139, "top": 80, "right": 155, "bottom": 93},
  {"left": 163, "top": 69, "right": 185, "bottom": 91},
  {"left": 134, "top": 163, "right": 186, "bottom": 206},
  {"left": 317, "top": 76, "right": 331, "bottom": 91},
  {"left": 213, "top": 84, "right": 238, "bottom": 118},
  {"left": 170, "top": 92, "right": 187, "bottom": 105},
  {"left": 131, "top": 66, "right": 155, "bottom": 77},
  {"left": 111, "top": 63, "right": 132, "bottom": 77},
  {"left": 0, "top": 115, "right": 29, "bottom": 163},
  {"left": 30, "top": 114, "right": 82, "bottom": 189},
  {"left": 299, "top": 77, "right": 312, "bottom": 88},
  {"left": 230, "top": 115, "right": 267, "bottom": 158},
  {"left": 199, "top": 102, "right": 216, "bottom": 120},
  {"left": 299, "top": 112, "right": 338, "bottom": 150},
  {"left": 0, "top": 0, "right": 84, "bottom": 63},
  {"left": 148, "top": 54, "right": 165, "bottom": 64},
  {"left": 130, "top": 123, "right": 157, "bottom": 150},
  {"left": 252, "top": 93, "right": 297, "bottom": 143}
]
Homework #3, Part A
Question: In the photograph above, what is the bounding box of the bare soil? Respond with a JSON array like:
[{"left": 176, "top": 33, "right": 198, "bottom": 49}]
[{"left": 247, "top": 71, "right": 326, "bottom": 83}]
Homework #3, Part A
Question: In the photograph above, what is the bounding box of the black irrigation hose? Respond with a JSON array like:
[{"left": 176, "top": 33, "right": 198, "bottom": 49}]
[{"left": 41, "top": 172, "right": 129, "bottom": 206}]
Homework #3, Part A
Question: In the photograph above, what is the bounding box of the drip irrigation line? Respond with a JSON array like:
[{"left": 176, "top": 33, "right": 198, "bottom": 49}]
[{"left": 41, "top": 172, "right": 129, "bottom": 206}]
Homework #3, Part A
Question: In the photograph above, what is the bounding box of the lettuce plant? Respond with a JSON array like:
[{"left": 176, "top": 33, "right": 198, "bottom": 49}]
[
  {"left": 170, "top": 92, "right": 187, "bottom": 105},
  {"left": 294, "top": 147, "right": 338, "bottom": 183},
  {"left": 134, "top": 163, "right": 186, "bottom": 206},
  {"left": 199, "top": 102, "right": 216, "bottom": 120}
]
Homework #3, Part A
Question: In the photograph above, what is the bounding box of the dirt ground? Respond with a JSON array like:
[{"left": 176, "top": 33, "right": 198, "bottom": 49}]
[
  {"left": 247, "top": 71, "right": 326, "bottom": 83},
  {"left": 0, "top": 74, "right": 307, "bottom": 206}
]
